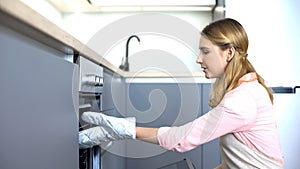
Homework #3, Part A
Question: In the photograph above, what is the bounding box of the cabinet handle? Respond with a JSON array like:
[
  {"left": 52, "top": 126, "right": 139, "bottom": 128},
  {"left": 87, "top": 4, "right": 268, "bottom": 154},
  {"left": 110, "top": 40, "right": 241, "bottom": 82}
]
[{"left": 271, "top": 86, "right": 299, "bottom": 94}]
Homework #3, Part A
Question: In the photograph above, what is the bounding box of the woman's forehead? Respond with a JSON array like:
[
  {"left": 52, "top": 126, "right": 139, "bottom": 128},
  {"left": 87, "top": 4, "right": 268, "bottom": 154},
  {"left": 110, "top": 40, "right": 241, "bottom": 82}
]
[{"left": 199, "top": 36, "right": 213, "bottom": 47}]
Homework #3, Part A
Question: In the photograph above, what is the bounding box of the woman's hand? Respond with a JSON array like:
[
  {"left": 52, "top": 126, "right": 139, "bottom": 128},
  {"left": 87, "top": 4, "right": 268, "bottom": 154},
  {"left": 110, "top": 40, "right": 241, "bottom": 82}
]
[{"left": 79, "top": 112, "right": 136, "bottom": 149}]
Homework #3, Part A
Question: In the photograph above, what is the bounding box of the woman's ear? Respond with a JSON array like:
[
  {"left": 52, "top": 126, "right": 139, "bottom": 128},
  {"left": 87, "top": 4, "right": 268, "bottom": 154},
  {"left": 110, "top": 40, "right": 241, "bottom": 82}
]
[{"left": 226, "top": 46, "right": 235, "bottom": 62}]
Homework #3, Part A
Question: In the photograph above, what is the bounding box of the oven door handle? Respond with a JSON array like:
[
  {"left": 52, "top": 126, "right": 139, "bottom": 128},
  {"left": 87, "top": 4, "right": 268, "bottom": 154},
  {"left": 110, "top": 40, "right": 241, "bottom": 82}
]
[{"left": 79, "top": 103, "right": 92, "bottom": 109}]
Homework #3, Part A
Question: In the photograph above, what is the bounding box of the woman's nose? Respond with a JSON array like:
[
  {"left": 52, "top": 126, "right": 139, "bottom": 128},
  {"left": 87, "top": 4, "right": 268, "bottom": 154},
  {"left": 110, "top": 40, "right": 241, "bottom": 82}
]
[{"left": 196, "top": 55, "right": 203, "bottom": 64}]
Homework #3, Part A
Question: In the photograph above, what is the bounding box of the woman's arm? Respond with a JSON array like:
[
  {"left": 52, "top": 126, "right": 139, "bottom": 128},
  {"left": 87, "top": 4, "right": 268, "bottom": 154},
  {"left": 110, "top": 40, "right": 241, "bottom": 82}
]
[{"left": 136, "top": 127, "right": 159, "bottom": 144}]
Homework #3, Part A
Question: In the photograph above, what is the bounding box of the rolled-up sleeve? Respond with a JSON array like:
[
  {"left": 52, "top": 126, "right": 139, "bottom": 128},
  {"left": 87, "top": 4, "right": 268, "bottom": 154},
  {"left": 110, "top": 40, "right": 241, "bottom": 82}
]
[{"left": 157, "top": 88, "right": 257, "bottom": 152}]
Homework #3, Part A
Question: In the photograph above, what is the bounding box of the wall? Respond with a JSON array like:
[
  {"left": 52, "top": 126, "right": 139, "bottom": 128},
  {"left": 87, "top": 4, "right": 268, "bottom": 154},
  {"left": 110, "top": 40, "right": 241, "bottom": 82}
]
[
  {"left": 20, "top": 0, "right": 62, "bottom": 26},
  {"left": 61, "top": 11, "right": 212, "bottom": 73},
  {"left": 62, "top": 11, "right": 211, "bottom": 44},
  {"left": 225, "top": 0, "right": 300, "bottom": 86},
  {"left": 19, "top": 0, "right": 215, "bottom": 73}
]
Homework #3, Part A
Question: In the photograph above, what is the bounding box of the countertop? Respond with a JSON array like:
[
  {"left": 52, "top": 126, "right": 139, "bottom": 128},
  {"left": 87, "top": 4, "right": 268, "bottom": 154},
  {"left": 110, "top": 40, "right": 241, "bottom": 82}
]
[{"left": 0, "top": 0, "right": 206, "bottom": 80}]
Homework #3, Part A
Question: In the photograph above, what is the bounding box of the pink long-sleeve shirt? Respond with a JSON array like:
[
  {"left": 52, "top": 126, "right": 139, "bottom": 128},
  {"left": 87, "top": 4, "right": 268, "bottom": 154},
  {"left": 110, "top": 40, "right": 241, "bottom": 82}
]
[{"left": 157, "top": 73, "right": 284, "bottom": 165}]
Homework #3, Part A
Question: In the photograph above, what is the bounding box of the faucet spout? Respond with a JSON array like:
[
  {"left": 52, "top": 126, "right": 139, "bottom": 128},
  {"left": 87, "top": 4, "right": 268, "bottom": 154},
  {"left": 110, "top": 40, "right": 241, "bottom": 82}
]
[{"left": 119, "top": 35, "right": 140, "bottom": 71}]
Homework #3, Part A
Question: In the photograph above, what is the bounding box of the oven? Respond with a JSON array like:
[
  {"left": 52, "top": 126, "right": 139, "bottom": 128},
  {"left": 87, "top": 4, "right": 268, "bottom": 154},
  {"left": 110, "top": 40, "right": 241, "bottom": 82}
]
[{"left": 76, "top": 56, "right": 104, "bottom": 169}]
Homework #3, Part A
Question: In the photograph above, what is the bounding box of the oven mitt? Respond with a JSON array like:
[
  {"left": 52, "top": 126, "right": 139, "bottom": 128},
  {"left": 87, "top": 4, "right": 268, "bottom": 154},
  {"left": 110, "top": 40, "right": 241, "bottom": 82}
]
[
  {"left": 79, "top": 111, "right": 136, "bottom": 148},
  {"left": 79, "top": 126, "right": 112, "bottom": 149}
]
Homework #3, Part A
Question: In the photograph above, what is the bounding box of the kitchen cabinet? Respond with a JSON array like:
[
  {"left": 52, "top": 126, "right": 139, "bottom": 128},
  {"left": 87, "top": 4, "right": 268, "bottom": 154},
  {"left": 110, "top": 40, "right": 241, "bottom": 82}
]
[
  {"left": 101, "top": 69, "right": 127, "bottom": 169},
  {"left": 102, "top": 69, "right": 126, "bottom": 113},
  {"left": 0, "top": 24, "right": 78, "bottom": 169},
  {"left": 102, "top": 70, "right": 116, "bottom": 111},
  {"left": 124, "top": 82, "right": 220, "bottom": 169},
  {"left": 201, "top": 84, "right": 221, "bottom": 169},
  {"left": 102, "top": 72, "right": 218, "bottom": 169}
]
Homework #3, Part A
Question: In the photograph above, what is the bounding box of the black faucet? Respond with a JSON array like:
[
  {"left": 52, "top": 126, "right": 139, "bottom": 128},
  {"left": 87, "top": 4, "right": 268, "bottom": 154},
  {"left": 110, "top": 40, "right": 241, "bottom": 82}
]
[{"left": 119, "top": 35, "right": 140, "bottom": 71}]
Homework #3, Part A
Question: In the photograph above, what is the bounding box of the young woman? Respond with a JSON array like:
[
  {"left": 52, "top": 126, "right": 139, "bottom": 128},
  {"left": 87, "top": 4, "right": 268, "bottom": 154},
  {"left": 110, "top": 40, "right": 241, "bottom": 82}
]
[{"left": 79, "top": 18, "right": 284, "bottom": 168}]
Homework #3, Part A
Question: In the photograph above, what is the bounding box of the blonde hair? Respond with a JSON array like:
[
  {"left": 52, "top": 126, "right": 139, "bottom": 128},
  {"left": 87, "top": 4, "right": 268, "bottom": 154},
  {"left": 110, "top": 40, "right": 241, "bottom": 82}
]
[{"left": 201, "top": 18, "right": 273, "bottom": 108}]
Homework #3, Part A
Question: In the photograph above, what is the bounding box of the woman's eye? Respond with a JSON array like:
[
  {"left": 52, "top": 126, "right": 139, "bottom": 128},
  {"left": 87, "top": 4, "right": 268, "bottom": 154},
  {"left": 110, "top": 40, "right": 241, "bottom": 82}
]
[
  {"left": 200, "top": 47, "right": 209, "bottom": 55},
  {"left": 202, "top": 50, "right": 209, "bottom": 55}
]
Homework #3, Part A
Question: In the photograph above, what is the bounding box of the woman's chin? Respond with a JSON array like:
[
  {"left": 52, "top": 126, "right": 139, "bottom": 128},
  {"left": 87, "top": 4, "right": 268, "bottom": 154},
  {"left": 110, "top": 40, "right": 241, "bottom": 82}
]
[{"left": 204, "top": 73, "right": 211, "bottom": 79}]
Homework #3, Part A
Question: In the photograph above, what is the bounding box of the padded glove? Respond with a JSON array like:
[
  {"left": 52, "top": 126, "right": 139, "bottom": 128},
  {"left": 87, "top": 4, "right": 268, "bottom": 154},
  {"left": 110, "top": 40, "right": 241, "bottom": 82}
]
[{"left": 79, "top": 112, "right": 136, "bottom": 149}]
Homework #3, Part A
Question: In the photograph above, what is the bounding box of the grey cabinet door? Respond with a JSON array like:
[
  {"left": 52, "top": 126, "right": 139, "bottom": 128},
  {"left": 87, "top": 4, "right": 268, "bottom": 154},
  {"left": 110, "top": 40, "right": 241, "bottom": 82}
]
[
  {"left": 201, "top": 83, "right": 221, "bottom": 169},
  {"left": 0, "top": 25, "right": 78, "bottom": 169},
  {"left": 102, "top": 70, "right": 116, "bottom": 111},
  {"left": 125, "top": 83, "right": 202, "bottom": 169},
  {"left": 101, "top": 70, "right": 127, "bottom": 169}
]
